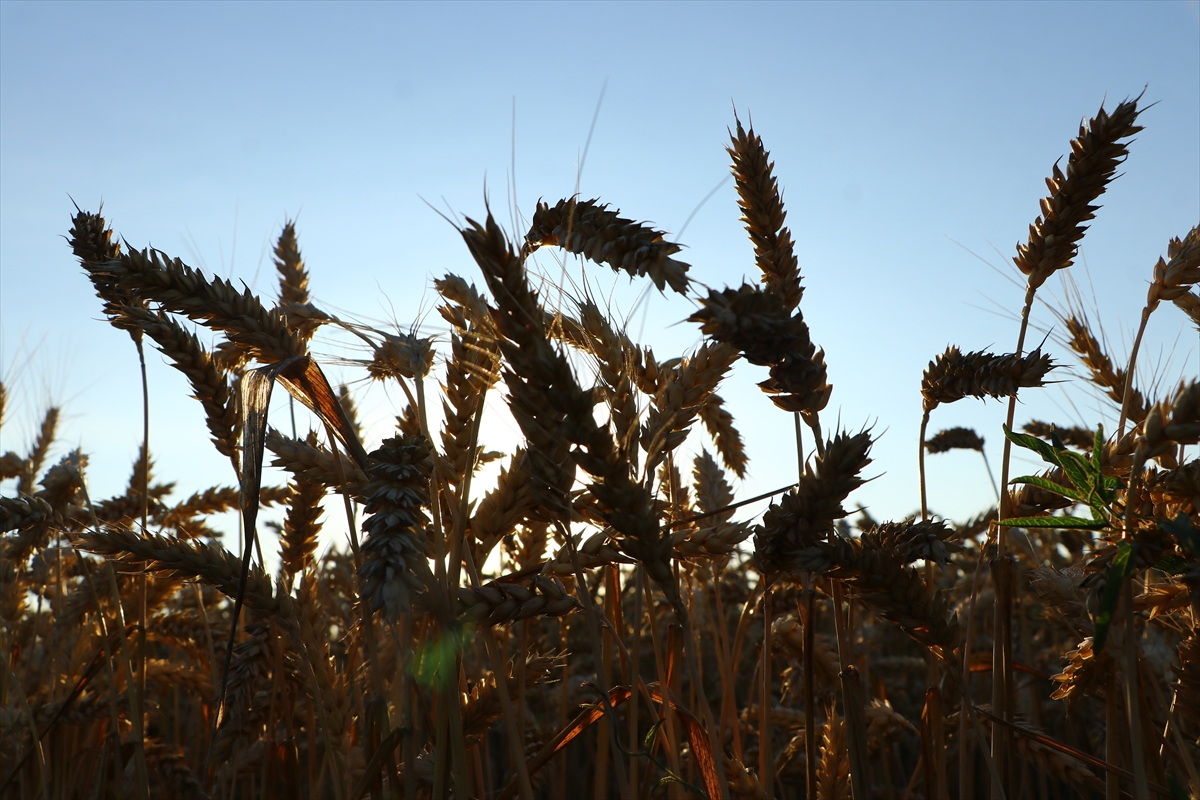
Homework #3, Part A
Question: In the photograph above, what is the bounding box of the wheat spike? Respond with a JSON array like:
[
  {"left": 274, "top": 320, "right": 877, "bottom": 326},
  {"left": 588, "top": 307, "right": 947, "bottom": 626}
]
[
  {"left": 70, "top": 208, "right": 148, "bottom": 342},
  {"left": 1062, "top": 312, "right": 1148, "bottom": 423},
  {"left": 266, "top": 429, "right": 369, "bottom": 499},
  {"left": 1172, "top": 288, "right": 1200, "bottom": 329},
  {"left": 525, "top": 197, "right": 690, "bottom": 294},
  {"left": 17, "top": 406, "right": 59, "bottom": 496},
  {"left": 280, "top": 435, "right": 326, "bottom": 583},
  {"left": 816, "top": 714, "right": 850, "bottom": 800},
  {"left": 1146, "top": 225, "right": 1200, "bottom": 311},
  {"left": 80, "top": 526, "right": 294, "bottom": 619},
  {"left": 274, "top": 221, "right": 323, "bottom": 343},
  {"left": 97, "top": 244, "right": 306, "bottom": 364},
  {"left": 1021, "top": 421, "right": 1095, "bottom": 450},
  {"left": 455, "top": 575, "right": 579, "bottom": 625},
  {"left": 1014, "top": 94, "right": 1144, "bottom": 289},
  {"left": 357, "top": 434, "right": 432, "bottom": 621},
  {"left": 753, "top": 429, "right": 873, "bottom": 578},
  {"left": 729, "top": 116, "right": 802, "bottom": 312},
  {"left": 924, "top": 427, "right": 984, "bottom": 454},
  {"left": 921, "top": 344, "right": 1054, "bottom": 412}
]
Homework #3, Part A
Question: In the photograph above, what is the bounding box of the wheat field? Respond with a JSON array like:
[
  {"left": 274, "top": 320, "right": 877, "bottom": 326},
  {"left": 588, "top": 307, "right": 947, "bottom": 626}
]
[{"left": 1, "top": 97, "right": 1197, "bottom": 800}]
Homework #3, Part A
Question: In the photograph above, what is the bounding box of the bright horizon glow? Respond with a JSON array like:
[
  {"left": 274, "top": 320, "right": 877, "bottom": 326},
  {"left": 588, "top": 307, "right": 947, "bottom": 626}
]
[{"left": 2, "top": 1, "right": 1197, "bottom": 564}]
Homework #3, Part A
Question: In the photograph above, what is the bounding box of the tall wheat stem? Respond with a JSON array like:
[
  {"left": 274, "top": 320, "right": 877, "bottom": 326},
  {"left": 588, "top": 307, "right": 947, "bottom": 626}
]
[
  {"left": 1117, "top": 308, "right": 1151, "bottom": 439},
  {"left": 556, "top": 519, "right": 633, "bottom": 800}
]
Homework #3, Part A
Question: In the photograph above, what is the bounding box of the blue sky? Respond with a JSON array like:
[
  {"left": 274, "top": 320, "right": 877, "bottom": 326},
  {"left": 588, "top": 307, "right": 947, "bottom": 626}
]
[{"left": 2, "top": 1, "right": 1197, "bottom": 555}]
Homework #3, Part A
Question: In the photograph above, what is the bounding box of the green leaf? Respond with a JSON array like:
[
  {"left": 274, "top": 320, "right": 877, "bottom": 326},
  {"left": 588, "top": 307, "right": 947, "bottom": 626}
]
[
  {"left": 1094, "top": 542, "right": 1138, "bottom": 654},
  {"left": 1003, "top": 425, "right": 1092, "bottom": 506},
  {"left": 1154, "top": 553, "right": 1188, "bottom": 575},
  {"left": 1009, "top": 474, "right": 1082, "bottom": 502},
  {"left": 998, "top": 516, "right": 1108, "bottom": 530}
]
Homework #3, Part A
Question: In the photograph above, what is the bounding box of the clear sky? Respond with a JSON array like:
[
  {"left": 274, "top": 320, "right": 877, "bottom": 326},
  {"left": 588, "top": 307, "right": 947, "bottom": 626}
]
[{"left": 2, "top": 1, "right": 1197, "bottom": 556}]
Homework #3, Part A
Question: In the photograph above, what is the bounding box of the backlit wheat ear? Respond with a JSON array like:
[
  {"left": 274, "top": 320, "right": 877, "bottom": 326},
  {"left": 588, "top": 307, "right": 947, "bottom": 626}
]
[
  {"left": 265, "top": 428, "right": 369, "bottom": 499},
  {"left": 920, "top": 344, "right": 1055, "bottom": 412},
  {"left": 273, "top": 221, "right": 326, "bottom": 342},
  {"left": 80, "top": 527, "right": 294, "bottom": 619},
  {"left": 17, "top": 406, "right": 59, "bottom": 496},
  {"left": 816, "top": 713, "right": 850, "bottom": 800},
  {"left": 279, "top": 433, "right": 325, "bottom": 583},
  {"left": 1146, "top": 225, "right": 1200, "bottom": 311},
  {"left": 924, "top": 427, "right": 984, "bottom": 454},
  {"left": 689, "top": 283, "right": 831, "bottom": 416},
  {"left": 1014, "top": 94, "right": 1144, "bottom": 290},
  {"left": 698, "top": 392, "right": 747, "bottom": 478},
  {"left": 100, "top": 244, "right": 307, "bottom": 365},
  {"left": 1061, "top": 312, "right": 1147, "bottom": 423},
  {"left": 1021, "top": 421, "right": 1095, "bottom": 450},
  {"left": 70, "top": 208, "right": 147, "bottom": 343},
  {"left": 357, "top": 434, "right": 433, "bottom": 622},
  {"left": 753, "top": 428, "right": 873, "bottom": 578},
  {"left": 525, "top": 197, "right": 690, "bottom": 294},
  {"left": 729, "top": 115, "right": 802, "bottom": 312},
  {"left": 1172, "top": 288, "right": 1200, "bottom": 329}
]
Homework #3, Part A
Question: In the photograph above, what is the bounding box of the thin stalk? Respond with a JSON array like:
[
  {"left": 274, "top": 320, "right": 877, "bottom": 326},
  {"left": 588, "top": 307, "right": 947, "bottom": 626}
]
[
  {"left": 760, "top": 588, "right": 772, "bottom": 800},
  {"left": 1121, "top": 585, "right": 1150, "bottom": 800},
  {"left": 629, "top": 565, "right": 643, "bottom": 794},
  {"left": 0, "top": 642, "right": 48, "bottom": 799},
  {"left": 979, "top": 450, "right": 1000, "bottom": 504},
  {"left": 993, "top": 282, "right": 1038, "bottom": 800},
  {"left": 409, "top": 375, "right": 469, "bottom": 800},
  {"left": 401, "top": 614, "right": 417, "bottom": 800},
  {"left": 802, "top": 585, "right": 817, "bottom": 800},
  {"left": 959, "top": 531, "right": 993, "bottom": 800},
  {"left": 831, "top": 582, "right": 869, "bottom": 800},
  {"left": 77, "top": 479, "right": 151, "bottom": 800},
  {"left": 556, "top": 519, "right": 633, "bottom": 800},
  {"left": 134, "top": 337, "right": 150, "bottom": 769},
  {"left": 998, "top": 282, "right": 1037, "bottom": 554},
  {"left": 641, "top": 569, "right": 685, "bottom": 793},
  {"left": 919, "top": 411, "right": 930, "bottom": 522},
  {"left": 1121, "top": 445, "right": 1151, "bottom": 800},
  {"left": 1117, "top": 307, "right": 1151, "bottom": 439},
  {"left": 460, "top": 545, "right": 536, "bottom": 800},
  {"left": 1105, "top": 672, "right": 1121, "bottom": 800}
]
